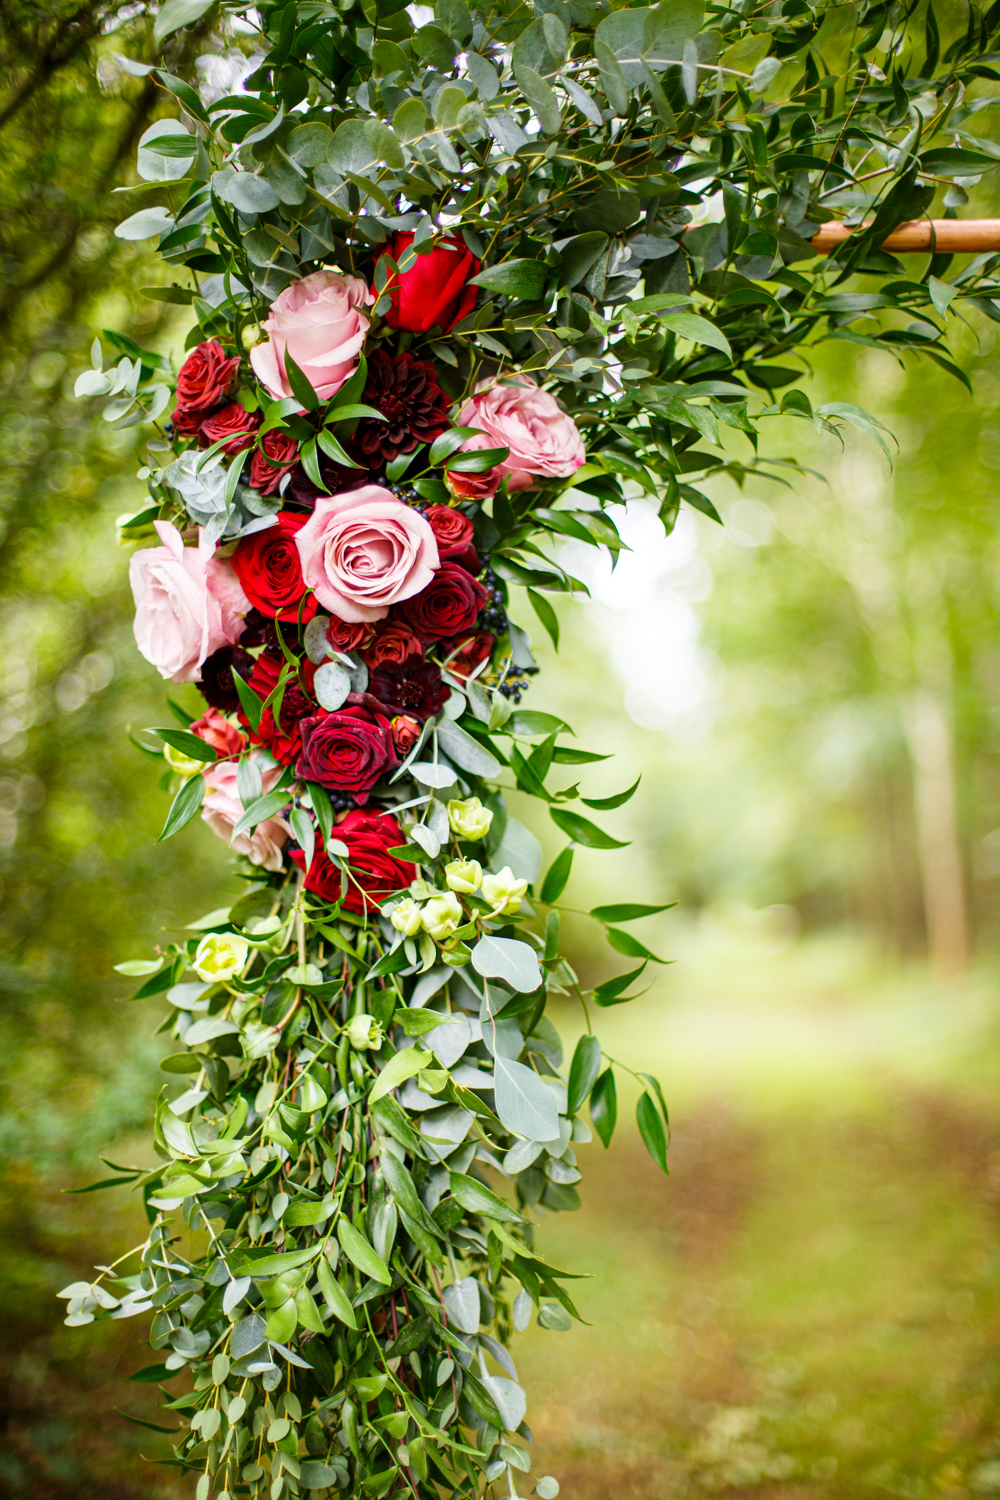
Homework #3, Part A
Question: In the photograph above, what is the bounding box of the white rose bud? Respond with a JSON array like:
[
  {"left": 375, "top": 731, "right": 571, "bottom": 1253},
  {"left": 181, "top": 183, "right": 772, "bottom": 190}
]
[
  {"left": 447, "top": 796, "right": 493, "bottom": 842},
  {"left": 346, "top": 1013, "right": 383, "bottom": 1050},
  {"left": 445, "top": 858, "right": 483, "bottom": 894},
  {"left": 389, "top": 897, "right": 423, "bottom": 936},
  {"left": 421, "top": 891, "right": 464, "bottom": 941},
  {"left": 193, "top": 931, "right": 249, "bottom": 982},
  {"left": 481, "top": 866, "right": 529, "bottom": 915}
]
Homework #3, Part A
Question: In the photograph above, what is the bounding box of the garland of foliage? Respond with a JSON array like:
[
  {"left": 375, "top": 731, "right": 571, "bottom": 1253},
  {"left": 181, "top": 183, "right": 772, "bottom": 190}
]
[{"left": 62, "top": 0, "right": 1000, "bottom": 1496}]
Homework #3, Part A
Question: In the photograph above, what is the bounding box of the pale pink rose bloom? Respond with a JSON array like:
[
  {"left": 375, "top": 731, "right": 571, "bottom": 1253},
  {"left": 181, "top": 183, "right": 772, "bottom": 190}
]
[
  {"left": 201, "top": 758, "right": 289, "bottom": 872},
  {"left": 250, "top": 270, "right": 376, "bottom": 403},
  {"left": 129, "top": 520, "right": 250, "bottom": 684},
  {"left": 294, "top": 485, "right": 439, "bottom": 623},
  {"left": 457, "top": 374, "right": 586, "bottom": 492}
]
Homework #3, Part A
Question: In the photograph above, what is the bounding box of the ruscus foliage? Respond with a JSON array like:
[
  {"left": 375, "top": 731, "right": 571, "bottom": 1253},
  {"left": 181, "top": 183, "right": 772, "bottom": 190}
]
[{"left": 63, "top": 0, "right": 1000, "bottom": 1496}]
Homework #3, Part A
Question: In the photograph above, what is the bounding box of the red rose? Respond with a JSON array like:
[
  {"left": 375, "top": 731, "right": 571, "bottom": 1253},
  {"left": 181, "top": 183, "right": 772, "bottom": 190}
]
[
  {"left": 296, "top": 699, "right": 398, "bottom": 802},
  {"left": 325, "top": 615, "right": 374, "bottom": 653},
  {"left": 176, "top": 340, "right": 241, "bottom": 413},
  {"left": 201, "top": 402, "right": 260, "bottom": 455},
  {"left": 191, "top": 709, "right": 245, "bottom": 758},
  {"left": 391, "top": 714, "right": 421, "bottom": 755},
  {"left": 232, "top": 512, "right": 316, "bottom": 622},
  {"left": 423, "top": 504, "right": 474, "bottom": 558},
  {"left": 444, "top": 630, "right": 495, "bottom": 681},
  {"left": 250, "top": 429, "right": 299, "bottom": 495},
  {"left": 244, "top": 652, "right": 316, "bottom": 764},
  {"left": 397, "top": 561, "right": 488, "bottom": 642},
  {"left": 172, "top": 405, "right": 207, "bottom": 439},
  {"left": 290, "top": 809, "right": 414, "bottom": 913},
  {"left": 380, "top": 233, "right": 480, "bottom": 335},
  {"left": 369, "top": 656, "right": 449, "bottom": 721},
  {"left": 364, "top": 620, "right": 423, "bottom": 671},
  {"left": 444, "top": 432, "right": 504, "bottom": 502}
]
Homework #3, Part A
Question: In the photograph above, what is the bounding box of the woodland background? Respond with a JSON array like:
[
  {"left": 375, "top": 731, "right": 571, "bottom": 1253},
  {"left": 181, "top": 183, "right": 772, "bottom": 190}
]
[{"left": 6, "top": 2, "right": 1000, "bottom": 1497}]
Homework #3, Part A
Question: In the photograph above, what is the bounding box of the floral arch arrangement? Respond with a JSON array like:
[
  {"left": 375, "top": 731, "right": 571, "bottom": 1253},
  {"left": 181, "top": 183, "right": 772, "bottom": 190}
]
[{"left": 63, "top": 0, "right": 1000, "bottom": 1496}]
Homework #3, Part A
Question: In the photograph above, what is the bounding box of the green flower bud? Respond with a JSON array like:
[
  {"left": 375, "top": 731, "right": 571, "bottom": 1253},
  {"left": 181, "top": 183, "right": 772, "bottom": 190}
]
[
  {"left": 481, "top": 866, "right": 529, "bottom": 915},
  {"left": 421, "top": 891, "right": 463, "bottom": 941},
  {"left": 447, "top": 796, "right": 493, "bottom": 842},
  {"left": 445, "top": 858, "right": 483, "bottom": 894},
  {"left": 347, "top": 1013, "right": 383, "bottom": 1050},
  {"left": 193, "top": 931, "right": 249, "bottom": 982},
  {"left": 389, "top": 897, "right": 423, "bottom": 936},
  {"left": 163, "top": 743, "right": 204, "bottom": 777}
]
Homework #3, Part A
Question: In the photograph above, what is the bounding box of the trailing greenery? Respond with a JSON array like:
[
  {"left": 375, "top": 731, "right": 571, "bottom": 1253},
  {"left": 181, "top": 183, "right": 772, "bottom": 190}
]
[{"left": 59, "top": 1, "right": 1000, "bottom": 1499}]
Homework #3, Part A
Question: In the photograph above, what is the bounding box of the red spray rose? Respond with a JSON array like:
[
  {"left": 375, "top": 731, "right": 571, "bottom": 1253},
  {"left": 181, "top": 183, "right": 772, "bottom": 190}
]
[
  {"left": 363, "top": 620, "right": 422, "bottom": 670},
  {"left": 176, "top": 340, "right": 241, "bottom": 413},
  {"left": 380, "top": 232, "right": 480, "bottom": 335},
  {"left": 172, "top": 405, "right": 207, "bottom": 439},
  {"left": 190, "top": 709, "right": 245, "bottom": 758},
  {"left": 201, "top": 402, "right": 260, "bottom": 455},
  {"left": 290, "top": 808, "right": 414, "bottom": 913},
  {"left": 296, "top": 698, "right": 398, "bottom": 802},
  {"left": 397, "top": 561, "right": 488, "bottom": 642},
  {"left": 369, "top": 656, "right": 449, "bottom": 721},
  {"left": 420, "top": 509, "right": 480, "bottom": 575},
  {"left": 244, "top": 652, "right": 316, "bottom": 765},
  {"left": 443, "top": 630, "right": 495, "bottom": 681},
  {"left": 232, "top": 512, "right": 316, "bottom": 622},
  {"left": 391, "top": 714, "right": 421, "bottom": 755},
  {"left": 423, "top": 504, "right": 474, "bottom": 558},
  {"left": 444, "top": 434, "right": 504, "bottom": 502},
  {"left": 250, "top": 429, "right": 299, "bottom": 495},
  {"left": 325, "top": 615, "right": 374, "bottom": 653}
]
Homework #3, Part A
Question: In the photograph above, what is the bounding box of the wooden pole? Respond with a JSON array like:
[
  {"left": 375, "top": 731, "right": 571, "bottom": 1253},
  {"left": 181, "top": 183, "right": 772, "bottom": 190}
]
[{"left": 810, "top": 218, "right": 1000, "bottom": 254}]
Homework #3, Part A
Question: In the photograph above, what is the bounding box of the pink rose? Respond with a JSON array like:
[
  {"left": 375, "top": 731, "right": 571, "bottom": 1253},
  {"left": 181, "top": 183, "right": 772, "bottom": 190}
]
[
  {"left": 457, "top": 375, "right": 586, "bottom": 492},
  {"left": 129, "top": 520, "right": 250, "bottom": 684},
  {"left": 201, "top": 757, "right": 289, "bottom": 871},
  {"left": 294, "top": 485, "right": 439, "bottom": 624},
  {"left": 250, "top": 270, "right": 376, "bottom": 404}
]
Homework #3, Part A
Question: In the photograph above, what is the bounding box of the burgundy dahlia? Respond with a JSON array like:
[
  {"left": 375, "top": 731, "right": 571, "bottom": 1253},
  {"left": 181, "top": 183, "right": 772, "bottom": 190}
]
[
  {"left": 198, "top": 644, "right": 256, "bottom": 713},
  {"left": 369, "top": 656, "right": 449, "bottom": 721},
  {"left": 354, "top": 350, "right": 449, "bottom": 467}
]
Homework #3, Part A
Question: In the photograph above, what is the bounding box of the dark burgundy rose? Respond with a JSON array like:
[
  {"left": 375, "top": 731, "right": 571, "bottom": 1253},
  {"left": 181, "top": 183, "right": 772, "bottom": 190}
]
[
  {"left": 232, "top": 511, "right": 316, "bottom": 622},
  {"left": 354, "top": 350, "right": 449, "bottom": 467},
  {"left": 198, "top": 644, "right": 255, "bottom": 713},
  {"left": 423, "top": 504, "right": 474, "bottom": 558},
  {"left": 443, "top": 630, "right": 495, "bottom": 681},
  {"left": 391, "top": 714, "right": 421, "bottom": 755},
  {"left": 296, "top": 700, "right": 398, "bottom": 803},
  {"left": 397, "top": 561, "right": 488, "bottom": 642},
  {"left": 369, "top": 656, "right": 449, "bottom": 721},
  {"left": 289, "top": 808, "right": 414, "bottom": 913},
  {"left": 325, "top": 615, "right": 374, "bottom": 653},
  {"left": 176, "top": 340, "right": 241, "bottom": 412},
  {"left": 201, "top": 401, "right": 260, "bottom": 455},
  {"left": 363, "top": 620, "right": 422, "bottom": 671},
  {"left": 243, "top": 652, "right": 317, "bottom": 765},
  {"left": 441, "top": 542, "right": 480, "bottom": 576},
  {"left": 250, "top": 429, "right": 299, "bottom": 495},
  {"left": 379, "top": 232, "right": 480, "bottom": 334}
]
